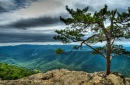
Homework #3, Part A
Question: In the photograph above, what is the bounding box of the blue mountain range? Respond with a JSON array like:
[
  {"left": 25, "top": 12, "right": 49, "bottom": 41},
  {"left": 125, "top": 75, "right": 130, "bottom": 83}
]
[{"left": 0, "top": 45, "right": 130, "bottom": 77}]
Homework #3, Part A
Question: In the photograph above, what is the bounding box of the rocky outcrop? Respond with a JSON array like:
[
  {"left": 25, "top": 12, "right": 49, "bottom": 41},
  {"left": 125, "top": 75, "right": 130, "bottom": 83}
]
[{"left": 0, "top": 69, "right": 130, "bottom": 85}]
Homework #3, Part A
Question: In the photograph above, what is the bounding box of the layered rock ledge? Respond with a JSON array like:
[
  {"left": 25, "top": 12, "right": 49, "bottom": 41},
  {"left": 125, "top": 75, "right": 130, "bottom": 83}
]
[{"left": 0, "top": 69, "right": 130, "bottom": 85}]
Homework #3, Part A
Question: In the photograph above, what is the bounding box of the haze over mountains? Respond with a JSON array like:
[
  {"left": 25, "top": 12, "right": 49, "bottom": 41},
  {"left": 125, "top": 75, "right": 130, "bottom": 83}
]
[{"left": 0, "top": 45, "right": 130, "bottom": 77}]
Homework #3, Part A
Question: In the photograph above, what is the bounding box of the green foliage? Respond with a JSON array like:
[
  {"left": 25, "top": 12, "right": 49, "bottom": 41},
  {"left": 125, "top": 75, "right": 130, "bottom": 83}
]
[
  {"left": 0, "top": 63, "right": 37, "bottom": 80},
  {"left": 55, "top": 48, "right": 65, "bottom": 54},
  {"left": 73, "top": 45, "right": 79, "bottom": 50},
  {"left": 92, "top": 45, "right": 130, "bottom": 56},
  {"left": 92, "top": 46, "right": 106, "bottom": 55},
  {"left": 54, "top": 4, "right": 130, "bottom": 56},
  {"left": 54, "top": 4, "right": 130, "bottom": 75},
  {"left": 111, "top": 45, "right": 130, "bottom": 56}
]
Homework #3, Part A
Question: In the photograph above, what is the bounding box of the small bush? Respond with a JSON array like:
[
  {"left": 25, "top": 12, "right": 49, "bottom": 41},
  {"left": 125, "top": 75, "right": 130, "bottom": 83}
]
[{"left": 0, "top": 63, "right": 37, "bottom": 80}]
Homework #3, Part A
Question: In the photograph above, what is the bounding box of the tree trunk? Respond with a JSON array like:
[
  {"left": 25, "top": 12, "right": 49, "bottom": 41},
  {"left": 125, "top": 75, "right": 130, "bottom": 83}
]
[
  {"left": 106, "top": 56, "right": 111, "bottom": 75},
  {"left": 106, "top": 41, "right": 111, "bottom": 75}
]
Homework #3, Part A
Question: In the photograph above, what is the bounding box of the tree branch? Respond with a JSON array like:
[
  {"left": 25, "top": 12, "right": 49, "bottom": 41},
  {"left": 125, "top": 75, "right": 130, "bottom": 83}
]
[
  {"left": 114, "top": 17, "right": 130, "bottom": 24},
  {"left": 114, "top": 22, "right": 123, "bottom": 29},
  {"left": 63, "top": 41, "right": 84, "bottom": 55},
  {"left": 111, "top": 38, "right": 115, "bottom": 45},
  {"left": 101, "top": 23, "right": 110, "bottom": 39},
  {"left": 83, "top": 42, "right": 106, "bottom": 58},
  {"left": 85, "top": 34, "right": 99, "bottom": 41}
]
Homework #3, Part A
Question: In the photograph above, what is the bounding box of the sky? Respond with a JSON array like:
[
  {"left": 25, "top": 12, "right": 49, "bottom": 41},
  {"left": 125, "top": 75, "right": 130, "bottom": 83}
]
[{"left": 0, "top": 0, "right": 130, "bottom": 45}]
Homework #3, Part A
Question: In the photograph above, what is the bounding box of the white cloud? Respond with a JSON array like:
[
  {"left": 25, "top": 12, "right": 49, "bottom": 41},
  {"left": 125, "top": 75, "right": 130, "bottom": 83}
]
[
  {"left": 77, "top": 0, "right": 129, "bottom": 12},
  {"left": 26, "top": 25, "right": 65, "bottom": 34},
  {"left": 16, "top": 0, "right": 65, "bottom": 18},
  {"left": 16, "top": 0, "right": 81, "bottom": 18},
  {"left": 0, "top": 42, "right": 64, "bottom": 46},
  {"left": 0, "top": 12, "right": 21, "bottom": 25}
]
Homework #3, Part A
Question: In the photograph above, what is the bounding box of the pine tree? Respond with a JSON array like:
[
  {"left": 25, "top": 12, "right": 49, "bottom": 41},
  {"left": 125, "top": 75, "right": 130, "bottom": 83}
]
[{"left": 54, "top": 5, "right": 130, "bottom": 75}]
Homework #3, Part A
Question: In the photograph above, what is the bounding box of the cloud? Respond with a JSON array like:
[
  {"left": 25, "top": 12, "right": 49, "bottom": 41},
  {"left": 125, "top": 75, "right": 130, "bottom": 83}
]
[
  {"left": 16, "top": 0, "right": 68, "bottom": 18},
  {"left": 0, "top": 0, "right": 16, "bottom": 12},
  {"left": 0, "top": 5, "right": 6, "bottom": 12},
  {"left": 0, "top": 0, "right": 130, "bottom": 44},
  {"left": 0, "top": 16, "right": 62, "bottom": 29},
  {"left": 74, "top": 0, "right": 129, "bottom": 13},
  {"left": 0, "top": 0, "right": 41, "bottom": 13},
  {"left": 0, "top": 32, "right": 56, "bottom": 43}
]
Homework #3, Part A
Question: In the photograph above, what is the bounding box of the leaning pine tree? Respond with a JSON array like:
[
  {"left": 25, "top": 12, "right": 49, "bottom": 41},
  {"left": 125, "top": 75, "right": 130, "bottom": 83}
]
[{"left": 54, "top": 5, "right": 130, "bottom": 75}]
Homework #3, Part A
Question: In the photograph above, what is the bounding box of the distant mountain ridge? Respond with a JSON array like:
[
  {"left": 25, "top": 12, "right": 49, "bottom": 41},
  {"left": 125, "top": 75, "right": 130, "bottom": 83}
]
[{"left": 0, "top": 45, "right": 130, "bottom": 77}]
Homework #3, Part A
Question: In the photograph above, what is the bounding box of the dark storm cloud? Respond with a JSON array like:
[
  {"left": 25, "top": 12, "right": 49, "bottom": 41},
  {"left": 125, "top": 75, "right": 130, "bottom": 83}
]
[
  {"left": 0, "top": 32, "right": 56, "bottom": 43},
  {"left": 0, "top": 0, "right": 40, "bottom": 13},
  {"left": 0, "top": 16, "right": 62, "bottom": 29},
  {"left": 0, "top": 5, "right": 6, "bottom": 12},
  {"left": 13, "top": 0, "right": 40, "bottom": 9}
]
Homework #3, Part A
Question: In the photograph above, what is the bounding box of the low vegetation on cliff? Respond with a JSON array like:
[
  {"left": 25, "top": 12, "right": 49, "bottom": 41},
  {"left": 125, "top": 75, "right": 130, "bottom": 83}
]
[{"left": 0, "top": 63, "right": 37, "bottom": 80}]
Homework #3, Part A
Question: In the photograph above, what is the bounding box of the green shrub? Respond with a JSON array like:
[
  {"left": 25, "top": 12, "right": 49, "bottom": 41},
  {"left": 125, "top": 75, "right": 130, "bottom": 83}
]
[{"left": 0, "top": 63, "right": 37, "bottom": 80}]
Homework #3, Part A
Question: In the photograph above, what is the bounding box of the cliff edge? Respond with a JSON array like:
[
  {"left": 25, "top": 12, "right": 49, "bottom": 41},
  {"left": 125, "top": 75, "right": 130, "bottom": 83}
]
[{"left": 0, "top": 69, "right": 130, "bottom": 85}]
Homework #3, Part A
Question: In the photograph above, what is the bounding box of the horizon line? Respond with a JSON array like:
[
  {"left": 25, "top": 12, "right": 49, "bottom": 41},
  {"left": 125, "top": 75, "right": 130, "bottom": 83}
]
[{"left": 0, "top": 42, "right": 129, "bottom": 47}]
